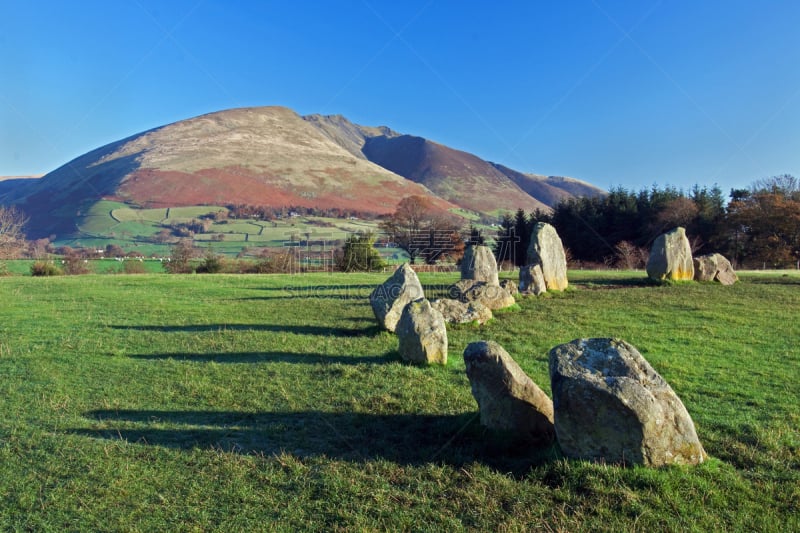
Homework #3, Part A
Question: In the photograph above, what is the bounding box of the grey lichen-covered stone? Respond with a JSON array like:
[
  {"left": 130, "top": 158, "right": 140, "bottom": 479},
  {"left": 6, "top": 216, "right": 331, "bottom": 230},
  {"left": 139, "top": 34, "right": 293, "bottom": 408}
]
[
  {"left": 646, "top": 227, "right": 694, "bottom": 281},
  {"left": 526, "top": 222, "right": 568, "bottom": 291},
  {"left": 461, "top": 245, "right": 500, "bottom": 285},
  {"left": 519, "top": 264, "right": 547, "bottom": 295},
  {"left": 463, "top": 340, "right": 555, "bottom": 444},
  {"left": 549, "top": 338, "right": 706, "bottom": 467},
  {"left": 369, "top": 263, "right": 425, "bottom": 332},
  {"left": 450, "top": 280, "right": 515, "bottom": 310},
  {"left": 431, "top": 298, "right": 493, "bottom": 325},
  {"left": 499, "top": 279, "right": 519, "bottom": 296},
  {"left": 396, "top": 299, "right": 448, "bottom": 365},
  {"left": 694, "top": 253, "right": 738, "bottom": 285}
]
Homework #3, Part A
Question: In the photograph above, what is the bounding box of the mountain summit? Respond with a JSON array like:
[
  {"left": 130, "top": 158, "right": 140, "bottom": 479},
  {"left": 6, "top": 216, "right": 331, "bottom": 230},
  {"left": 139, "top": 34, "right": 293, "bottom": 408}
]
[{"left": 1, "top": 106, "right": 604, "bottom": 238}]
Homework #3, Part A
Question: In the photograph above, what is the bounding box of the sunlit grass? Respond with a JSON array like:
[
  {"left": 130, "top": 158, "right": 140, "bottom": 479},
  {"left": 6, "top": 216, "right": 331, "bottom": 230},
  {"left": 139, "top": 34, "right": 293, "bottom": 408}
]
[{"left": 0, "top": 271, "right": 796, "bottom": 530}]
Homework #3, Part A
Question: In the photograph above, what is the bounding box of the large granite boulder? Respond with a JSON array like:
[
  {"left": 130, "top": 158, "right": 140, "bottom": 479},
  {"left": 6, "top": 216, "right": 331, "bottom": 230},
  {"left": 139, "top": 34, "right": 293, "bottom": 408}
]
[
  {"left": 396, "top": 299, "right": 448, "bottom": 365},
  {"left": 646, "top": 227, "right": 694, "bottom": 281},
  {"left": 369, "top": 263, "right": 425, "bottom": 332},
  {"left": 464, "top": 341, "right": 555, "bottom": 444},
  {"left": 450, "top": 280, "right": 515, "bottom": 310},
  {"left": 526, "top": 222, "right": 568, "bottom": 291},
  {"left": 694, "top": 253, "right": 738, "bottom": 285},
  {"left": 461, "top": 245, "right": 499, "bottom": 285},
  {"left": 519, "top": 264, "right": 547, "bottom": 295},
  {"left": 549, "top": 338, "right": 706, "bottom": 466},
  {"left": 431, "top": 298, "right": 492, "bottom": 325}
]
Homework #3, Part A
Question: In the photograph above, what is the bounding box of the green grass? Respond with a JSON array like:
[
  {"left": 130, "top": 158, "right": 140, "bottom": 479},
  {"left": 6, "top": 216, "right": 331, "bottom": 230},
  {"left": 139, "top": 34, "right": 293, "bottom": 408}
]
[
  {"left": 0, "top": 271, "right": 797, "bottom": 530},
  {"left": 1, "top": 259, "right": 167, "bottom": 275},
  {"left": 165, "top": 206, "right": 228, "bottom": 220},
  {"left": 111, "top": 206, "right": 169, "bottom": 223},
  {"left": 64, "top": 202, "right": 386, "bottom": 256}
]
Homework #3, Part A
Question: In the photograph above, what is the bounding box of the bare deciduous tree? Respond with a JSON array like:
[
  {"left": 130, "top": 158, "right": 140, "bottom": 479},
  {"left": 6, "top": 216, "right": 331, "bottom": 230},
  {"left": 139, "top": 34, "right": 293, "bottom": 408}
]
[
  {"left": 614, "top": 240, "right": 648, "bottom": 270},
  {"left": 0, "top": 206, "right": 28, "bottom": 259},
  {"left": 380, "top": 196, "right": 464, "bottom": 264}
]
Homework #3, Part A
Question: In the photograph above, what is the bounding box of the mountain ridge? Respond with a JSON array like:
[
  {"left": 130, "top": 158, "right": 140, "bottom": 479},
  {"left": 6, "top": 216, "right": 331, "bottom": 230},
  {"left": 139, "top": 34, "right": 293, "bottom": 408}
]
[{"left": 1, "top": 106, "right": 605, "bottom": 238}]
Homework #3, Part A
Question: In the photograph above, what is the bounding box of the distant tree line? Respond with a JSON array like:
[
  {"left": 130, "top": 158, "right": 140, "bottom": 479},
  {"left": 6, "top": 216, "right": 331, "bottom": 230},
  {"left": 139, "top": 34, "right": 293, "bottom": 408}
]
[
  {"left": 494, "top": 175, "right": 800, "bottom": 269},
  {"left": 225, "top": 204, "right": 378, "bottom": 221}
]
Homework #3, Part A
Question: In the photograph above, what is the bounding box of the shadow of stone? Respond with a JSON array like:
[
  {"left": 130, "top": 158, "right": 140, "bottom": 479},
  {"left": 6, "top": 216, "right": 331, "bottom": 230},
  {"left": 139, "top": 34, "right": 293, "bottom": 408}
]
[
  {"left": 70, "top": 408, "right": 560, "bottom": 476},
  {"left": 127, "top": 350, "right": 399, "bottom": 365},
  {"left": 571, "top": 277, "right": 654, "bottom": 290},
  {"left": 111, "top": 323, "right": 384, "bottom": 337}
]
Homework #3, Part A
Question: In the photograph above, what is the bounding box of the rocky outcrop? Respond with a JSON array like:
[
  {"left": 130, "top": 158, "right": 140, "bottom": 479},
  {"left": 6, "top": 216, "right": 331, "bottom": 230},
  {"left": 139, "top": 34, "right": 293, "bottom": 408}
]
[
  {"left": 461, "top": 245, "right": 500, "bottom": 285},
  {"left": 519, "top": 264, "right": 547, "bottom": 295},
  {"left": 549, "top": 338, "right": 706, "bottom": 467},
  {"left": 526, "top": 222, "right": 568, "bottom": 291},
  {"left": 694, "top": 253, "right": 738, "bottom": 285},
  {"left": 369, "top": 263, "right": 424, "bottom": 332},
  {"left": 464, "top": 341, "right": 555, "bottom": 444},
  {"left": 450, "top": 280, "right": 516, "bottom": 310},
  {"left": 396, "top": 299, "right": 448, "bottom": 365},
  {"left": 646, "top": 227, "right": 694, "bottom": 281},
  {"left": 431, "top": 299, "right": 492, "bottom": 325}
]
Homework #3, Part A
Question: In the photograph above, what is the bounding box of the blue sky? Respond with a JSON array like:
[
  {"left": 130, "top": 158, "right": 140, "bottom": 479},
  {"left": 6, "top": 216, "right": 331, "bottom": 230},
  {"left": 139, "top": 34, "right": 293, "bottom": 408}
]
[{"left": 1, "top": 0, "right": 799, "bottom": 194}]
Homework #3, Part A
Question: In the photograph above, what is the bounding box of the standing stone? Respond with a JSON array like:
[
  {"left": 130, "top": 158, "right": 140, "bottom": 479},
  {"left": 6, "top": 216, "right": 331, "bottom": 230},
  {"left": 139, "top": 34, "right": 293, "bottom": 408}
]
[
  {"left": 646, "top": 227, "right": 694, "bottom": 281},
  {"left": 463, "top": 340, "right": 555, "bottom": 444},
  {"left": 450, "top": 280, "right": 515, "bottom": 310},
  {"left": 369, "top": 263, "right": 424, "bottom": 332},
  {"left": 396, "top": 299, "right": 448, "bottom": 365},
  {"left": 461, "top": 245, "right": 500, "bottom": 286},
  {"left": 526, "top": 222, "right": 568, "bottom": 291},
  {"left": 519, "top": 264, "right": 547, "bottom": 295},
  {"left": 499, "top": 279, "right": 519, "bottom": 296},
  {"left": 694, "top": 253, "right": 738, "bottom": 285},
  {"left": 549, "top": 338, "right": 706, "bottom": 467},
  {"left": 431, "top": 299, "right": 493, "bottom": 325}
]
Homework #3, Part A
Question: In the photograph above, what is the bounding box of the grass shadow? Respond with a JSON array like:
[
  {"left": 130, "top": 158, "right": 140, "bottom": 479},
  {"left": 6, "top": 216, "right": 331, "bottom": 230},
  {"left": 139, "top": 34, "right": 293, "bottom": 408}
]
[
  {"left": 71, "top": 409, "right": 560, "bottom": 476},
  {"left": 572, "top": 277, "right": 654, "bottom": 290},
  {"left": 127, "top": 350, "right": 399, "bottom": 365},
  {"left": 745, "top": 275, "right": 800, "bottom": 286},
  {"left": 111, "top": 323, "right": 384, "bottom": 337}
]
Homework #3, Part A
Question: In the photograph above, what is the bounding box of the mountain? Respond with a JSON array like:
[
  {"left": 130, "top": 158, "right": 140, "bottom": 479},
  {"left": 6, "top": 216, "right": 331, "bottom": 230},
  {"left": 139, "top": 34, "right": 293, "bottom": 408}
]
[
  {"left": 3, "top": 107, "right": 453, "bottom": 237},
  {"left": 360, "top": 135, "right": 551, "bottom": 215},
  {"left": 490, "top": 164, "right": 606, "bottom": 206},
  {"left": 1, "top": 106, "right": 605, "bottom": 239},
  {"left": 0, "top": 176, "right": 40, "bottom": 198},
  {"left": 305, "top": 114, "right": 603, "bottom": 214}
]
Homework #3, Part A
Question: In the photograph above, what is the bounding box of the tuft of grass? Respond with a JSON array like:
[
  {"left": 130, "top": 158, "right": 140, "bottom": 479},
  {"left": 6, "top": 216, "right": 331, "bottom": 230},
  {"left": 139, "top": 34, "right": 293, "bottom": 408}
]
[{"left": 0, "top": 270, "right": 796, "bottom": 530}]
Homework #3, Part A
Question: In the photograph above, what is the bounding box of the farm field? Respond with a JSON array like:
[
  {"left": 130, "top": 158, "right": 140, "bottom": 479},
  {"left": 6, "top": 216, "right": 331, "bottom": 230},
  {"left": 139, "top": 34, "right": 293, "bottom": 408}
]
[
  {"left": 59, "top": 200, "right": 403, "bottom": 257},
  {"left": 56, "top": 201, "right": 495, "bottom": 260},
  {"left": 0, "top": 271, "right": 797, "bottom": 530}
]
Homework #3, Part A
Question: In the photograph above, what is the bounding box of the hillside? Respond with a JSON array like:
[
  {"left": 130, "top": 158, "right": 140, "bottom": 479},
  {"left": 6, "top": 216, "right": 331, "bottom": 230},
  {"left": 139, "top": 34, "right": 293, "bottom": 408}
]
[
  {"left": 0, "top": 106, "right": 605, "bottom": 240},
  {"left": 363, "top": 135, "right": 553, "bottom": 215},
  {"left": 5, "top": 107, "right": 452, "bottom": 237},
  {"left": 0, "top": 176, "right": 40, "bottom": 199},
  {"left": 491, "top": 164, "right": 606, "bottom": 206},
  {"left": 307, "top": 114, "right": 603, "bottom": 213}
]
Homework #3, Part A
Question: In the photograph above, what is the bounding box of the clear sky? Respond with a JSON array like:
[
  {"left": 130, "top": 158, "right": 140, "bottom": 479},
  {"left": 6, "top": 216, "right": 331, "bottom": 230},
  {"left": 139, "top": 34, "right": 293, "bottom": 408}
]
[{"left": 2, "top": 0, "right": 799, "bottom": 194}]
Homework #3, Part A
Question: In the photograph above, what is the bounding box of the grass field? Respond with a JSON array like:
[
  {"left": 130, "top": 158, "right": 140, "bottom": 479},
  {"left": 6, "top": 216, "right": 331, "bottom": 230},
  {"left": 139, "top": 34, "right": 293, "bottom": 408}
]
[
  {"left": 0, "top": 271, "right": 797, "bottom": 530},
  {"left": 62, "top": 200, "right": 396, "bottom": 257}
]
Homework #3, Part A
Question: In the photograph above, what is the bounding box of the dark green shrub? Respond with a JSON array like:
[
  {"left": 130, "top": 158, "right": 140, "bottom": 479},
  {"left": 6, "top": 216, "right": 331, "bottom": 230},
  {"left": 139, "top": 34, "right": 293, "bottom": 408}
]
[{"left": 336, "top": 231, "right": 384, "bottom": 272}]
